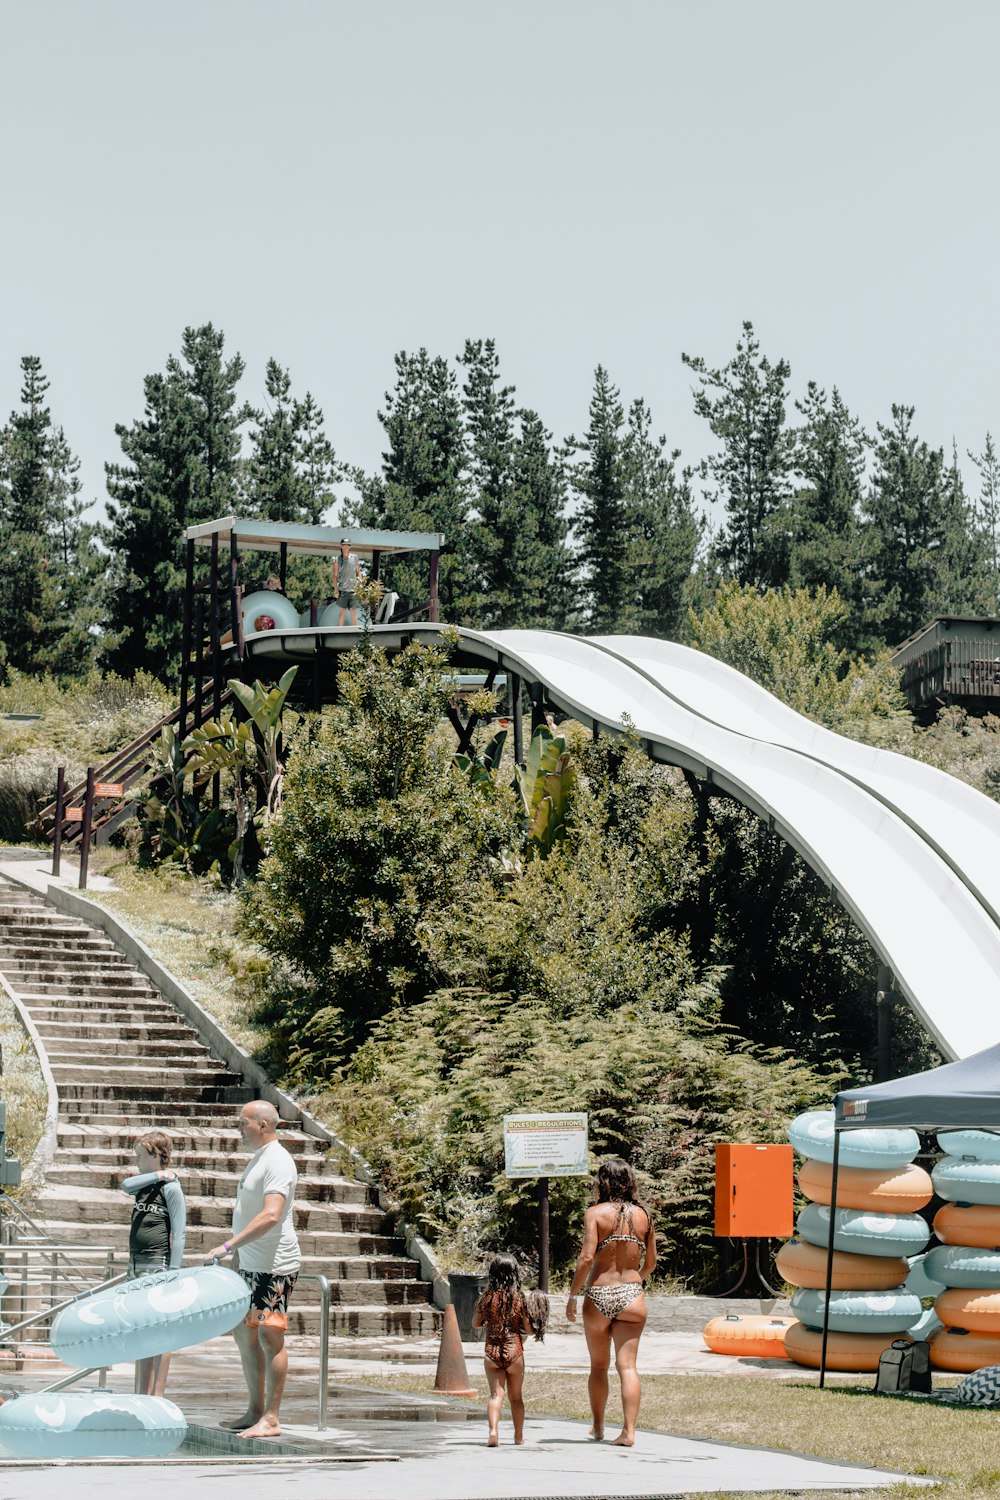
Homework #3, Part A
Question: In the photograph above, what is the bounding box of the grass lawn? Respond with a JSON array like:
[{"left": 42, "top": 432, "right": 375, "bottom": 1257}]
[{"left": 355, "top": 1369, "right": 998, "bottom": 1499}]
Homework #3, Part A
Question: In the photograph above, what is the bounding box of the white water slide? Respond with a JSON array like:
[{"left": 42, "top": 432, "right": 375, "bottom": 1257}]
[
  {"left": 247, "top": 621, "right": 1000, "bottom": 1059},
  {"left": 442, "top": 628, "right": 1000, "bottom": 1062}
]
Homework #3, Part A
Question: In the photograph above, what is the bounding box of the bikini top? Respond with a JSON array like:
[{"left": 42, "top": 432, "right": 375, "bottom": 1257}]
[{"left": 595, "top": 1201, "right": 648, "bottom": 1256}]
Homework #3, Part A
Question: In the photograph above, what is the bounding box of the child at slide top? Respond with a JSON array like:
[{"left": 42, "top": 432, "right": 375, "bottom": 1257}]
[
  {"left": 120, "top": 1130, "right": 186, "bottom": 1397},
  {"left": 471, "top": 1255, "right": 549, "bottom": 1446}
]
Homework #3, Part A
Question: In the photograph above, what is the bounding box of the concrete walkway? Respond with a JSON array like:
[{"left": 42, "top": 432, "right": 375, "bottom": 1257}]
[
  {"left": 0, "top": 1419, "right": 930, "bottom": 1500},
  {"left": 0, "top": 1333, "right": 934, "bottom": 1497}
]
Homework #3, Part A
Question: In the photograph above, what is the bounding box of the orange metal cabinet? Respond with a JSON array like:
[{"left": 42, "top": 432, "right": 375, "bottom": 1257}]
[{"left": 714, "top": 1143, "right": 794, "bottom": 1238}]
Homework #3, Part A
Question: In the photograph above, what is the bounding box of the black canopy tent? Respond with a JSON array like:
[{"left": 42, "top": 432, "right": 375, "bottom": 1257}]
[{"left": 816, "top": 1043, "right": 1000, "bottom": 1385}]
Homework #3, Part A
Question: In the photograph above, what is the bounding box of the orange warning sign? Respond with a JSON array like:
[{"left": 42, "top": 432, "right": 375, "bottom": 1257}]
[{"left": 94, "top": 782, "right": 123, "bottom": 798}]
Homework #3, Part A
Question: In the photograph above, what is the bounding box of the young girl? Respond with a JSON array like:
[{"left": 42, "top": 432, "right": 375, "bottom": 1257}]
[
  {"left": 472, "top": 1255, "right": 547, "bottom": 1446},
  {"left": 120, "top": 1131, "right": 186, "bottom": 1397}
]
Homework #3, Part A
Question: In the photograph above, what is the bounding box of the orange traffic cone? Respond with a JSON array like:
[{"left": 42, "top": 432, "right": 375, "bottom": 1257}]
[{"left": 433, "top": 1303, "right": 478, "bottom": 1397}]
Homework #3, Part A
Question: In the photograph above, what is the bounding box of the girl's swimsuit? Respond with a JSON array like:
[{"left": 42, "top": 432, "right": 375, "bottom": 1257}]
[
  {"left": 484, "top": 1329, "right": 525, "bottom": 1370},
  {"left": 481, "top": 1292, "right": 527, "bottom": 1369},
  {"left": 584, "top": 1202, "right": 649, "bottom": 1321}
]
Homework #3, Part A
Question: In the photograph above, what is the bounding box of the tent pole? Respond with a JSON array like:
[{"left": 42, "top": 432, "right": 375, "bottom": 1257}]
[{"left": 819, "top": 1126, "right": 841, "bottom": 1389}]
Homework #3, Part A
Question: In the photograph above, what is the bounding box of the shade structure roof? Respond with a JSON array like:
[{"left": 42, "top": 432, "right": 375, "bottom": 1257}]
[
  {"left": 835, "top": 1042, "right": 1000, "bottom": 1131},
  {"left": 184, "top": 515, "right": 443, "bottom": 558}
]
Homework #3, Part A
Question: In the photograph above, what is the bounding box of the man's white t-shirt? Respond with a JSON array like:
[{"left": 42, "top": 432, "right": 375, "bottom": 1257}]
[{"left": 232, "top": 1139, "right": 301, "bottom": 1274}]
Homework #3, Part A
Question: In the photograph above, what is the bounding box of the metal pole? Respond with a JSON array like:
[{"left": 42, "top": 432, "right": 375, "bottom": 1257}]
[
  {"left": 229, "top": 530, "right": 241, "bottom": 658},
  {"left": 317, "top": 1274, "right": 330, "bottom": 1430},
  {"left": 78, "top": 767, "right": 95, "bottom": 891},
  {"left": 876, "top": 964, "right": 893, "bottom": 1083},
  {"left": 509, "top": 673, "right": 523, "bottom": 767},
  {"left": 428, "top": 549, "right": 440, "bottom": 623},
  {"left": 180, "top": 538, "right": 195, "bottom": 738},
  {"left": 279, "top": 541, "right": 288, "bottom": 591},
  {"left": 52, "top": 766, "right": 65, "bottom": 876},
  {"left": 538, "top": 1176, "right": 550, "bottom": 1293},
  {"left": 818, "top": 1127, "right": 841, "bottom": 1389}
]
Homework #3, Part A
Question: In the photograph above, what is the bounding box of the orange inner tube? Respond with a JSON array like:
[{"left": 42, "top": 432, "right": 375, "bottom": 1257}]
[
  {"left": 703, "top": 1315, "right": 794, "bottom": 1359},
  {"left": 798, "top": 1159, "right": 933, "bottom": 1214},
  {"left": 933, "top": 1203, "right": 1000, "bottom": 1250},
  {"left": 935, "top": 1288, "right": 1000, "bottom": 1335},
  {"left": 929, "top": 1327, "right": 1000, "bottom": 1373},
  {"left": 784, "top": 1321, "right": 902, "bottom": 1372},
  {"left": 776, "top": 1239, "right": 908, "bottom": 1291}
]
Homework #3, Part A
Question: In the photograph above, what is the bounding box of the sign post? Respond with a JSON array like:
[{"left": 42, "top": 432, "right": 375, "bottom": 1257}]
[{"left": 503, "top": 1112, "right": 588, "bottom": 1292}]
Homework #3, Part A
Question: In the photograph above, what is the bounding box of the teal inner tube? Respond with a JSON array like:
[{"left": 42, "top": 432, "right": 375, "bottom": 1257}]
[
  {"left": 933, "top": 1157, "right": 1000, "bottom": 1208},
  {"left": 787, "top": 1109, "right": 919, "bottom": 1170},
  {"left": 0, "top": 1393, "right": 186, "bottom": 1459},
  {"left": 797, "top": 1201, "right": 931, "bottom": 1258},
  {"left": 936, "top": 1131, "right": 1000, "bottom": 1163},
  {"left": 791, "top": 1287, "right": 922, "bottom": 1334},
  {"left": 51, "top": 1265, "right": 250, "bottom": 1368},
  {"left": 925, "top": 1244, "right": 1000, "bottom": 1289}
]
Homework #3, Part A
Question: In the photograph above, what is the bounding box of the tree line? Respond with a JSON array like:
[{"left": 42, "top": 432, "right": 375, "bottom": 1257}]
[{"left": 1, "top": 319, "right": 998, "bottom": 686}]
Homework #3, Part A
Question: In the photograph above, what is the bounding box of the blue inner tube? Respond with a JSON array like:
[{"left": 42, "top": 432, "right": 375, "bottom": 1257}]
[
  {"left": 797, "top": 1201, "right": 931, "bottom": 1257},
  {"left": 241, "top": 590, "right": 300, "bottom": 634},
  {"left": 905, "top": 1253, "right": 947, "bottom": 1300},
  {"left": 925, "top": 1244, "right": 1000, "bottom": 1289},
  {"left": 0, "top": 1392, "right": 186, "bottom": 1459},
  {"left": 788, "top": 1109, "right": 919, "bottom": 1169},
  {"left": 791, "top": 1287, "right": 922, "bottom": 1334},
  {"left": 51, "top": 1266, "right": 250, "bottom": 1368},
  {"left": 936, "top": 1131, "right": 1000, "bottom": 1163},
  {"left": 933, "top": 1157, "right": 1000, "bottom": 1208}
]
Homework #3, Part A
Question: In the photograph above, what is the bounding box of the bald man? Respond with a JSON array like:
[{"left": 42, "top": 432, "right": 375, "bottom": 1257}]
[{"left": 204, "top": 1100, "right": 301, "bottom": 1439}]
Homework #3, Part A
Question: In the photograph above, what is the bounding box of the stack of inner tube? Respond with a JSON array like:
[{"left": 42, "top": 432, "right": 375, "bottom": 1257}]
[
  {"left": 927, "top": 1131, "right": 1000, "bottom": 1373},
  {"left": 779, "top": 1110, "right": 932, "bottom": 1371}
]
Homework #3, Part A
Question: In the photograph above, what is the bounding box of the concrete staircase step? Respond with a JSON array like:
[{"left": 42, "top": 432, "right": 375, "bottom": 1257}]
[
  {"left": 34, "top": 1023, "right": 205, "bottom": 1046},
  {"left": 56, "top": 1125, "right": 330, "bottom": 1155},
  {"left": 59, "top": 1101, "right": 254, "bottom": 1121},
  {"left": 37, "top": 1184, "right": 392, "bottom": 1234},
  {"left": 31, "top": 1218, "right": 408, "bottom": 1258},
  {"left": 47, "top": 1162, "right": 374, "bottom": 1204},
  {"left": 56, "top": 1083, "right": 255, "bottom": 1104},
  {"left": 22, "top": 1001, "right": 186, "bottom": 1023}
]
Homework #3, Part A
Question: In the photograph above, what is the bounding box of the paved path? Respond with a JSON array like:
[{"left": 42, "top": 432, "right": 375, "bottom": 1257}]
[{"left": 0, "top": 1414, "right": 928, "bottom": 1499}]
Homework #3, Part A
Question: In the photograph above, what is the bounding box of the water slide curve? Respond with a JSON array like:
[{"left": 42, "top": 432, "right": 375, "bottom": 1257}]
[{"left": 249, "top": 622, "right": 1000, "bottom": 1061}]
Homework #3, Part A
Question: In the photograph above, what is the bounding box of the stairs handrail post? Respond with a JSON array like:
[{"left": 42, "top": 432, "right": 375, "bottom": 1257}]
[
  {"left": 298, "top": 1272, "right": 330, "bottom": 1430},
  {"left": 78, "top": 767, "right": 95, "bottom": 891},
  {"left": 52, "top": 766, "right": 66, "bottom": 876}
]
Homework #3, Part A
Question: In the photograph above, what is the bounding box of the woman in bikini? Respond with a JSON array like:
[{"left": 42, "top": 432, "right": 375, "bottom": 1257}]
[
  {"left": 472, "top": 1254, "right": 547, "bottom": 1446},
  {"left": 565, "top": 1157, "right": 656, "bottom": 1447}
]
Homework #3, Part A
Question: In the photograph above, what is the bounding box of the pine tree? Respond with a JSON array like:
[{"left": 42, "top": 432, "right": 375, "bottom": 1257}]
[
  {"left": 105, "top": 324, "right": 246, "bottom": 681},
  {"left": 0, "top": 357, "right": 101, "bottom": 678},
  {"left": 459, "top": 338, "right": 517, "bottom": 623},
  {"left": 862, "top": 406, "right": 978, "bottom": 647},
  {"left": 242, "top": 360, "right": 340, "bottom": 526},
  {"left": 682, "top": 321, "right": 791, "bottom": 588},
  {"left": 508, "top": 409, "right": 578, "bottom": 629},
  {"left": 619, "top": 399, "right": 701, "bottom": 639},
  {"left": 969, "top": 433, "right": 1000, "bottom": 612},
  {"left": 457, "top": 340, "right": 577, "bottom": 628},
  {"left": 351, "top": 349, "right": 470, "bottom": 620},
  {"left": 787, "top": 383, "right": 867, "bottom": 649},
  {"left": 568, "top": 366, "right": 629, "bottom": 631}
]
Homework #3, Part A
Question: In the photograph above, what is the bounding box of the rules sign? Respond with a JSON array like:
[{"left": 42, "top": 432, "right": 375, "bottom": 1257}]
[{"left": 503, "top": 1113, "right": 588, "bottom": 1179}]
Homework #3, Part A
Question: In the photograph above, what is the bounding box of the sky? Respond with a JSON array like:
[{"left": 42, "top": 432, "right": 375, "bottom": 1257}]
[{"left": 1, "top": 0, "right": 998, "bottom": 525}]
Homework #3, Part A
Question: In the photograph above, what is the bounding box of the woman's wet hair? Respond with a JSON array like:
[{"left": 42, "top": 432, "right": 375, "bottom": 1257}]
[{"left": 596, "top": 1156, "right": 638, "bottom": 1204}]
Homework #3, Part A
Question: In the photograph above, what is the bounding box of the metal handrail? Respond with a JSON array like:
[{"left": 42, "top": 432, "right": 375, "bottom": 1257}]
[
  {"left": 298, "top": 1272, "right": 330, "bottom": 1431},
  {"left": 0, "top": 1270, "right": 129, "bottom": 1341}
]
